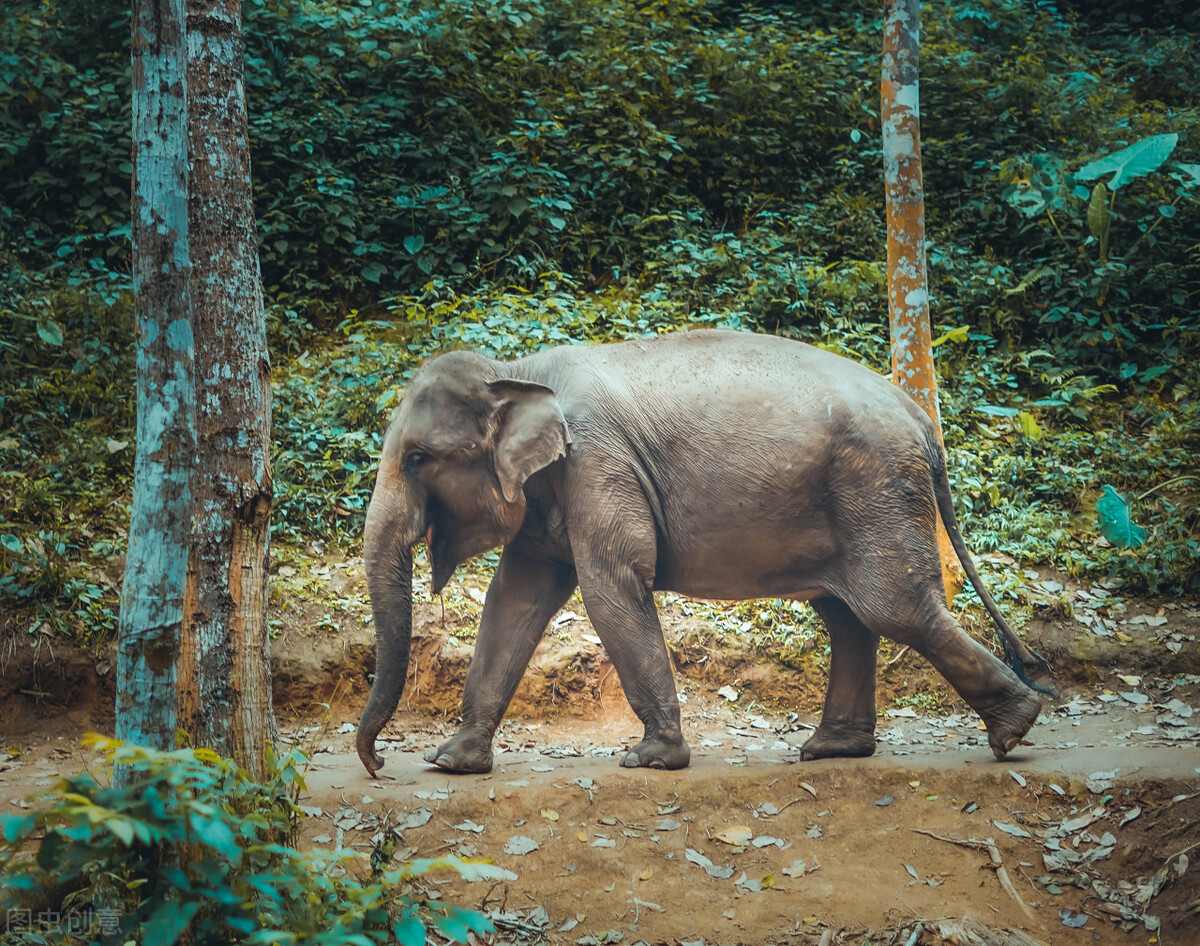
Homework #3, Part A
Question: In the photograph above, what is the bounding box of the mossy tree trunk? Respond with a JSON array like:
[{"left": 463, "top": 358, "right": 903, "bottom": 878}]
[
  {"left": 117, "top": 0, "right": 194, "bottom": 752},
  {"left": 178, "top": 0, "right": 276, "bottom": 777},
  {"left": 881, "top": 0, "right": 963, "bottom": 601}
]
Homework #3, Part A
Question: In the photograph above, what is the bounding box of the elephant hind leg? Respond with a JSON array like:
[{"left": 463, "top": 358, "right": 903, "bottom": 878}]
[
  {"left": 835, "top": 563, "right": 1041, "bottom": 761},
  {"left": 801, "top": 597, "right": 878, "bottom": 760}
]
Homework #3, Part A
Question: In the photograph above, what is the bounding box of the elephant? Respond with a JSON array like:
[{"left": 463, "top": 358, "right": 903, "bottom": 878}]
[{"left": 355, "top": 328, "right": 1047, "bottom": 777}]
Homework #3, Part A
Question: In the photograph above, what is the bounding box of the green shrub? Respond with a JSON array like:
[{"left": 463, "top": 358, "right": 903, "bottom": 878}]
[{"left": 0, "top": 739, "right": 496, "bottom": 945}]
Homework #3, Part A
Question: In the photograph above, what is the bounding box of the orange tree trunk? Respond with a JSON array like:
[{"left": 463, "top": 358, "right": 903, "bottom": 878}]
[
  {"left": 178, "top": 0, "right": 275, "bottom": 777},
  {"left": 881, "top": 0, "right": 963, "bottom": 603}
]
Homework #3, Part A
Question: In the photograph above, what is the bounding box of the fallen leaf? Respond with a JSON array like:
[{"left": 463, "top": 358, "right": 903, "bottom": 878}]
[
  {"left": 806, "top": 825, "right": 822, "bottom": 839},
  {"left": 684, "top": 847, "right": 734, "bottom": 879},
  {"left": 1060, "top": 909, "right": 1088, "bottom": 928},
  {"left": 992, "top": 820, "right": 1032, "bottom": 838},
  {"left": 591, "top": 838, "right": 616, "bottom": 848},
  {"left": 782, "top": 858, "right": 808, "bottom": 877},
  {"left": 504, "top": 835, "right": 539, "bottom": 855},
  {"left": 875, "top": 797, "right": 894, "bottom": 807},
  {"left": 655, "top": 818, "right": 681, "bottom": 832},
  {"left": 752, "top": 835, "right": 784, "bottom": 848},
  {"left": 1119, "top": 806, "right": 1142, "bottom": 827},
  {"left": 717, "top": 685, "right": 739, "bottom": 702},
  {"left": 904, "top": 864, "right": 919, "bottom": 882},
  {"left": 799, "top": 781, "right": 817, "bottom": 798},
  {"left": 637, "top": 868, "right": 653, "bottom": 881},
  {"left": 715, "top": 825, "right": 753, "bottom": 846},
  {"left": 577, "top": 831, "right": 588, "bottom": 843},
  {"left": 1117, "top": 674, "right": 1142, "bottom": 686},
  {"left": 541, "top": 808, "right": 559, "bottom": 821},
  {"left": 1009, "top": 770, "right": 1027, "bottom": 788},
  {"left": 453, "top": 819, "right": 484, "bottom": 834}
]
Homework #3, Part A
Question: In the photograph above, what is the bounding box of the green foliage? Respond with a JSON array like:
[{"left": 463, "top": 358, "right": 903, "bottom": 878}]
[
  {"left": 0, "top": 268, "right": 133, "bottom": 640},
  {"left": 1, "top": 0, "right": 1197, "bottom": 640},
  {"left": 1096, "top": 484, "right": 1148, "bottom": 548},
  {"left": 0, "top": 739, "right": 495, "bottom": 946}
]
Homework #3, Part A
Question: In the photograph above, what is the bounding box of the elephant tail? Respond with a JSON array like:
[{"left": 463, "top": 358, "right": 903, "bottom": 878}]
[{"left": 926, "top": 435, "right": 1054, "bottom": 694}]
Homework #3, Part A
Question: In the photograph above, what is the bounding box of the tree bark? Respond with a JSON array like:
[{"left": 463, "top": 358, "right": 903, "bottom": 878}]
[
  {"left": 179, "top": 0, "right": 276, "bottom": 776},
  {"left": 117, "top": 0, "right": 194, "bottom": 752},
  {"left": 881, "top": 0, "right": 963, "bottom": 602}
]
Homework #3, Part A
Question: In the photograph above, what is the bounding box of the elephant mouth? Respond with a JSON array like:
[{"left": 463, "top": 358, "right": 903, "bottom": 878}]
[{"left": 427, "top": 513, "right": 457, "bottom": 593}]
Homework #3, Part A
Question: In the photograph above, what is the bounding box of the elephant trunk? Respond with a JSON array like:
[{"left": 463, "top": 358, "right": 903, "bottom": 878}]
[{"left": 357, "top": 486, "right": 418, "bottom": 776}]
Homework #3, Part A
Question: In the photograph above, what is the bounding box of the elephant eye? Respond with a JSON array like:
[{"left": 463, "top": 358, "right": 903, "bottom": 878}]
[{"left": 403, "top": 450, "right": 428, "bottom": 474}]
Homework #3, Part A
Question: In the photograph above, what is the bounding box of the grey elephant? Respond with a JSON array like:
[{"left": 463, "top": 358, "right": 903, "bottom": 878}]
[{"left": 356, "top": 329, "right": 1045, "bottom": 776}]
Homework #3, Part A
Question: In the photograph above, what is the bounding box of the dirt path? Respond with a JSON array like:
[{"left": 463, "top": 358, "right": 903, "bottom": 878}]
[
  {"left": 290, "top": 692, "right": 1198, "bottom": 946},
  {"left": 3, "top": 567, "right": 1199, "bottom": 945},
  {"left": 9, "top": 687, "right": 1194, "bottom": 946}
]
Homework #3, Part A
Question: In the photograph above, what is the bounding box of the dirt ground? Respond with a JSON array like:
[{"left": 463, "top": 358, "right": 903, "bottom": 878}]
[{"left": 2, "top": 561, "right": 1199, "bottom": 945}]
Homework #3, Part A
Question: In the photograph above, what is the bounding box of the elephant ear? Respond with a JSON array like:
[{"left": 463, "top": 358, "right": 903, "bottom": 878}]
[{"left": 487, "top": 378, "right": 571, "bottom": 504}]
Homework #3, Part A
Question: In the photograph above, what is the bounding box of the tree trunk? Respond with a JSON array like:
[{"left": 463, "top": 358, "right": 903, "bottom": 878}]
[
  {"left": 179, "top": 0, "right": 276, "bottom": 776},
  {"left": 117, "top": 0, "right": 194, "bottom": 752},
  {"left": 880, "top": 0, "right": 963, "bottom": 601}
]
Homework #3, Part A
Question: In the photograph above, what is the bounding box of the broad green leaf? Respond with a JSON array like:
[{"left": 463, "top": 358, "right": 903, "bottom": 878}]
[
  {"left": 143, "top": 900, "right": 200, "bottom": 946},
  {"left": 361, "top": 261, "right": 387, "bottom": 283},
  {"left": 1074, "top": 134, "right": 1178, "bottom": 190},
  {"left": 0, "top": 534, "right": 23, "bottom": 554},
  {"left": 36, "top": 320, "right": 64, "bottom": 347},
  {"left": 1016, "top": 412, "right": 1043, "bottom": 441},
  {"left": 393, "top": 913, "right": 426, "bottom": 946},
  {"left": 403, "top": 234, "right": 425, "bottom": 254},
  {"left": 931, "top": 325, "right": 969, "bottom": 347},
  {"left": 1174, "top": 163, "right": 1200, "bottom": 188},
  {"left": 1, "top": 813, "right": 35, "bottom": 842},
  {"left": 977, "top": 404, "right": 1020, "bottom": 417},
  {"left": 432, "top": 909, "right": 473, "bottom": 944},
  {"left": 1096, "top": 485, "right": 1147, "bottom": 548},
  {"left": 189, "top": 813, "right": 241, "bottom": 863},
  {"left": 108, "top": 817, "right": 135, "bottom": 846}
]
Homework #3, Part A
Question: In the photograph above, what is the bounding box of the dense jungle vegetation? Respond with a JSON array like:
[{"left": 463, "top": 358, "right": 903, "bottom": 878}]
[{"left": 1, "top": 0, "right": 1198, "bottom": 647}]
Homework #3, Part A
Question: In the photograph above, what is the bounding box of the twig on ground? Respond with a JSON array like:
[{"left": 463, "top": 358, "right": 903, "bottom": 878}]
[
  {"left": 913, "top": 828, "right": 1034, "bottom": 920},
  {"left": 886, "top": 645, "right": 911, "bottom": 668}
]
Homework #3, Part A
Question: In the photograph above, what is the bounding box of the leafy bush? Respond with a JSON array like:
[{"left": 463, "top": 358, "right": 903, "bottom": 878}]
[
  {"left": 0, "top": 739, "right": 496, "bottom": 945},
  {"left": 1, "top": 0, "right": 1197, "bottom": 641}
]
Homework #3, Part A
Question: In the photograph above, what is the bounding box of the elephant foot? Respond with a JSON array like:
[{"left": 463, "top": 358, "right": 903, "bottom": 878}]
[
  {"left": 423, "top": 731, "right": 494, "bottom": 774},
  {"left": 979, "top": 687, "right": 1042, "bottom": 761},
  {"left": 620, "top": 735, "right": 690, "bottom": 770},
  {"left": 799, "top": 722, "right": 876, "bottom": 761}
]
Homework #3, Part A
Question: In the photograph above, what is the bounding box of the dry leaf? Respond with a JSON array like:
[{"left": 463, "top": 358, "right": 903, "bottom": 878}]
[
  {"left": 540, "top": 808, "right": 559, "bottom": 821},
  {"left": 715, "top": 825, "right": 753, "bottom": 846},
  {"left": 800, "top": 781, "right": 817, "bottom": 798}
]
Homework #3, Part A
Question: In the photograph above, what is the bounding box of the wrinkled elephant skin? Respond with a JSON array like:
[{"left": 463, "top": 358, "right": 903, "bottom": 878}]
[{"left": 356, "top": 329, "right": 1045, "bottom": 776}]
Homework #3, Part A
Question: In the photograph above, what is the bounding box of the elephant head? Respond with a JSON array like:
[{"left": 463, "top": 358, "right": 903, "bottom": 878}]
[{"left": 356, "top": 351, "right": 571, "bottom": 775}]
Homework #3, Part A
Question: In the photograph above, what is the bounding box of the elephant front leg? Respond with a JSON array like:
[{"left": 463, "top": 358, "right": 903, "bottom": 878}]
[
  {"left": 425, "top": 549, "right": 577, "bottom": 774},
  {"left": 578, "top": 571, "right": 690, "bottom": 771},
  {"left": 802, "top": 597, "right": 879, "bottom": 760}
]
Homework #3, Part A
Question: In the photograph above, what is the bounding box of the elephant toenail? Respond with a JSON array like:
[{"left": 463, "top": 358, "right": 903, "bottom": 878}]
[
  {"left": 621, "top": 752, "right": 640, "bottom": 767},
  {"left": 423, "top": 748, "right": 437, "bottom": 763}
]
